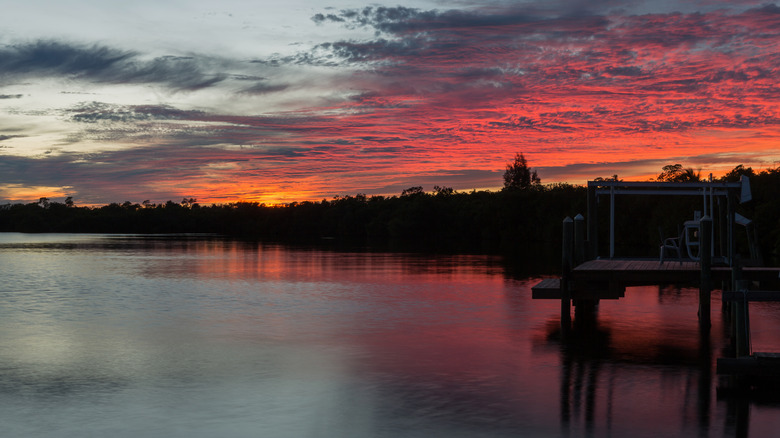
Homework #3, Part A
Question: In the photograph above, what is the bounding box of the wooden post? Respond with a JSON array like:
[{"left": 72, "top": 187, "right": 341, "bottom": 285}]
[
  {"left": 586, "top": 183, "right": 598, "bottom": 260},
  {"left": 609, "top": 186, "right": 615, "bottom": 258},
  {"left": 699, "top": 216, "right": 712, "bottom": 330},
  {"left": 734, "top": 279, "right": 750, "bottom": 357},
  {"left": 717, "top": 196, "right": 726, "bottom": 260},
  {"left": 561, "top": 217, "right": 573, "bottom": 334},
  {"left": 727, "top": 190, "right": 736, "bottom": 267},
  {"left": 574, "top": 214, "right": 586, "bottom": 266}
]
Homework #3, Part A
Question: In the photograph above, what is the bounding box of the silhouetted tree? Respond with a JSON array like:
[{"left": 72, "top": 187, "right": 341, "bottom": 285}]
[
  {"left": 433, "top": 185, "right": 454, "bottom": 196},
  {"left": 656, "top": 164, "right": 701, "bottom": 182},
  {"left": 9, "top": 165, "right": 780, "bottom": 264},
  {"left": 720, "top": 164, "right": 755, "bottom": 182},
  {"left": 503, "top": 153, "right": 540, "bottom": 190},
  {"left": 401, "top": 186, "right": 424, "bottom": 197}
]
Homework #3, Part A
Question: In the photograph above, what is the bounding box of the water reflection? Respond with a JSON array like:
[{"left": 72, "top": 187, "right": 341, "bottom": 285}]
[
  {"left": 539, "top": 289, "right": 716, "bottom": 438},
  {"left": 1, "top": 233, "right": 780, "bottom": 437}
]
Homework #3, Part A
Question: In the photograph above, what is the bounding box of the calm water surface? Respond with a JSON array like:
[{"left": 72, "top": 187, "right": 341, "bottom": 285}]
[{"left": 1, "top": 233, "right": 779, "bottom": 437}]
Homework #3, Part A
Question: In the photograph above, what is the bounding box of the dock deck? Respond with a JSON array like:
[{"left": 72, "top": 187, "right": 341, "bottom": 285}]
[
  {"left": 717, "top": 353, "right": 780, "bottom": 378},
  {"left": 531, "top": 259, "right": 780, "bottom": 300},
  {"left": 574, "top": 259, "right": 700, "bottom": 283}
]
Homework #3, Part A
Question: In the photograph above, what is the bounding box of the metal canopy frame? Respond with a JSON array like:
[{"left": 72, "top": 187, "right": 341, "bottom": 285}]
[{"left": 586, "top": 177, "right": 751, "bottom": 265}]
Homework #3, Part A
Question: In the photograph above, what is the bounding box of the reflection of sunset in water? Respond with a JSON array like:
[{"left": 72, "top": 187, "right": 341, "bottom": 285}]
[{"left": 1, "top": 234, "right": 779, "bottom": 436}]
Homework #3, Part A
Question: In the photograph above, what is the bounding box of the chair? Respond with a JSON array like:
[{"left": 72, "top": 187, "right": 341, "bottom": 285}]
[{"left": 659, "top": 226, "right": 684, "bottom": 264}]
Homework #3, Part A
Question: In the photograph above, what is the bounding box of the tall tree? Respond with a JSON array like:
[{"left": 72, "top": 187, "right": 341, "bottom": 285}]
[
  {"left": 503, "top": 153, "right": 541, "bottom": 190},
  {"left": 656, "top": 164, "right": 701, "bottom": 182},
  {"left": 720, "top": 164, "right": 755, "bottom": 182}
]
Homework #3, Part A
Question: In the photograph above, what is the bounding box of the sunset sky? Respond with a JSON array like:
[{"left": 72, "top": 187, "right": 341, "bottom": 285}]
[{"left": 2, "top": 1, "right": 780, "bottom": 205}]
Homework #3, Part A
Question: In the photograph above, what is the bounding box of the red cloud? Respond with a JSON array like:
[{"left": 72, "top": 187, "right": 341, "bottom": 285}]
[{"left": 6, "top": 6, "right": 780, "bottom": 204}]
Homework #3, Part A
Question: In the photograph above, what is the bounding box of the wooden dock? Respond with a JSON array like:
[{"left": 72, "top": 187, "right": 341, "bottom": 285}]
[
  {"left": 532, "top": 259, "right": 702, "bottom": 300},
  {"left": 717, "top": 353, "right": 780, "bottom": 378},
  {"left": 532, "top": 259, "right": 780, "bottom": 300},
  {"left": 574, "top": 259, "right": 700, "bottom": 283},
  {"left": 534, "top": 179, "right": 780, "bottom": 378}
]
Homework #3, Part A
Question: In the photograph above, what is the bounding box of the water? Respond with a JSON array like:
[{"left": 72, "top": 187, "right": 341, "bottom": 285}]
[{"left": 1, "top": 233, "right": 779, "bottom": 437}]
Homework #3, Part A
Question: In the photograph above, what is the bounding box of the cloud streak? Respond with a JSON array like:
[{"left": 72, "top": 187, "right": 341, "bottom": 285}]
[{"left": 0, "top": 41, "right": 227, "bottom": 91}]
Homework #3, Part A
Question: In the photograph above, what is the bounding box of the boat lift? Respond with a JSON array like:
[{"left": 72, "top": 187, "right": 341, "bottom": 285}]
[{"left": 587, "top": 176, "right": 753, "bottom": 266}]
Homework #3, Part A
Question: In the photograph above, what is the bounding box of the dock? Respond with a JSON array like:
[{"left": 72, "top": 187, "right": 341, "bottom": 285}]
[
  {"left": 531, "top": 178, "right": 780, "bottom": 378},
  {"left": 718, "top": 353, "right": 780, "bottom": 378},
  {"left": 533, "top": 259, "right": 699, "bottom": 300},
  {"left": 532, "top": 259, "right": 780, "bottom": 300}
]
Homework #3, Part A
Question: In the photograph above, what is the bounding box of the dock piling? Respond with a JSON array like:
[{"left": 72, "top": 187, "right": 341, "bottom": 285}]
[
  {"left": 574, "top": 214, "right": 586, "bottom": 266},
  {"left": 586, "top": 185, "right": 598, "bottom": 261},
  {"left": 734, "top": 279, "right": 751, "bottom": 358},
  {"left": 561, "top": 216, "right": 573, "bottom": 333},
  {"left": 699, "top": 216, "right": 712, "bottom": 330}
]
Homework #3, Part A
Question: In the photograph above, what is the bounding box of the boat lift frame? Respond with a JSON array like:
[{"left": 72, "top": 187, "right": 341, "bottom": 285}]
[{"left": 587, "top": 177, "right": 752, "bottom": 265}]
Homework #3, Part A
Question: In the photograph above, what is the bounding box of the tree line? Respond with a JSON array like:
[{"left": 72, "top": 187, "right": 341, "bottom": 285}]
[{"left": 1, "top": 160, "right": 779, "bottom": 266}]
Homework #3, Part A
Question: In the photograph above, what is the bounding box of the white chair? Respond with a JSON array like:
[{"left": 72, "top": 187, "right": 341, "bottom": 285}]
[{"left": 660, "top": 226, "right": 684, "bottom": 264}]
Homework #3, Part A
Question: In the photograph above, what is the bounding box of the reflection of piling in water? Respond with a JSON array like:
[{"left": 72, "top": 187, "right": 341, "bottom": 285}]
[
  {"left": 554, "top": 300, "right": 715, "bottom": 438},
  {"left": 558, "top": 321, "right": 608, "bottom": 437},
  {"left": 718, "top": 276, "right": 780, "bottom": 381},
  {"left": 559, "top": 352, "right": 604, "bottom": 437},
  {"left": 724, "top": 394, "right": 750, "bottom": 438}
]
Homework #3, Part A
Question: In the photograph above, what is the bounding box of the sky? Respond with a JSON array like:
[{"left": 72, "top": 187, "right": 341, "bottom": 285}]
[{"left": 1, "top": 0, "right": 780, "bottom": 205}]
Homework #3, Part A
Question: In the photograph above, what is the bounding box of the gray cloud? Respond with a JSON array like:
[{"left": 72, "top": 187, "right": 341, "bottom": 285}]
[
  {"left": 358, "top": 136, "right": 407, "bottom": 143},
  {"left": 313, "top": 6, "right": 539, "bottom": 33},
  {"left": 0, "top": 41, "right": 227, "bottom": 91},
  {"left": 312, "top": 5, "right": 611, "bottom": 37},
  {"left": 240, "top": 82, "right": 290, "bottom": 95},
  {"left": 0, "top": 41, "right": 132, "bottom": 75},
  {"left": 605, "top": 66, "right": 645, "bottom": 77},
  {"left": 67, "top": 102, "right": 205, "bottom": 124},
  {"left": 314, "top": 38, "right": 425, "bottom": 64}
]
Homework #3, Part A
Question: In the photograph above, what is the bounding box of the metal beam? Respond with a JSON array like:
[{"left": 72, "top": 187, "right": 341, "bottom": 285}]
[
  {"left": 588, "top": 181, "right": 742, "bottom": 190},
  {"left": 594, "top": 189, "right": 731, "bottom": 196}
]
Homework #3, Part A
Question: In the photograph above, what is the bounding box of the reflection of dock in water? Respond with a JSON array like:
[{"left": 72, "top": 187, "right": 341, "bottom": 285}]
[
  {"left": 535, "top": 283, "right": 775, "bottom": 438},
  {"left": 549, "top": 304, "right": 715, "bottom": 437}
]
